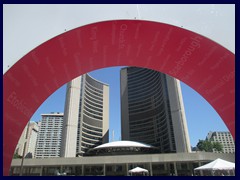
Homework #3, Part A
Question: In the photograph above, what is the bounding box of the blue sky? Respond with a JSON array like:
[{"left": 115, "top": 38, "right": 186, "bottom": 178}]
[{"left": 30, "top": 66, "right": 228, "bottom": 147}]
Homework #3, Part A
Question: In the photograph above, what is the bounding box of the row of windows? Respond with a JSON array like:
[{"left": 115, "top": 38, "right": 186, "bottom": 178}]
[
  {"left": 129, "top": 112, "right": 170, "bottom": 125},
  {"left": 37, "top": 137, "right": 61, "bottom": 140},
  {"left": 127, "top": 67, "right": 154, "bottom": 81},
  {"left": 216, "top": 132, "right": 232, "bottom": 135},
  {"left": 41, "top": 119, "right": 63, "bottom": 121},
  {"left": 35, "top": 154, "right": 60, "bottom": 156},
  {"left": 83, "top": 110, "right": 103, "bottom": 120},
  {"left": 128, "top": 81, "right": 162, "bottom": 101},
  {"left": 36, "top": 145, "right": 61, "bottom": 148},
  {"left": 85, "top": 88, "right": 103, "bottom": 102},
  {"left": 38, "top": 134, "right": 62, "bottom": 136},
  {"left": 41, "top": 121, "right": 63, "bottom": 123},
  {"left": 36, "top": 142, "right": 61, "bottom": 145},
  {"left": 82, "top": 132, "right": 102, "bottom": 141},
  {"left": 130, "top": 126, "right": 154, "bottom": 134},
  {"left": 85, "top": 84, "right": 103, "bottom": 97},
  {"left": 128, "top": 74, "right": 160, "bottom": 92},
  {"left": 129, "top": 107, "right": 168, "bottom": 123},
  {"left": 130, "top": 134, "right": 155, "bottom": 142},
  {"left": 128, "top": 86, "right": 163, "bottom": 103},
  {"left": 36, "top": 147, "right": 60, "bottom": 150},
  {"left": 128, "top": 84, "right": 163, "bottom": 103},
  {"left": 39, "top": 128, "right": 62, "bottom": 130},
  {"left": 130, "top": 115, "right": 162, "bottom": 125},
  {"left": 223, "top": 148, "right": 235, "bottom": 150},
  {"left": 85, "top": 75, "right": 104, "bottom": 91},
  {"left": 84, "top": 98, "right": 103, "bottom": 109},
  {"left": 82, "top": 137, "right": 101, "bottom": 145},
  {"left": 37, "top": 134, "right": 61, "bottom": 137},
  {"left": 82, "top": 126, "right": 102, "bottom": 137},
  {"left": 35, "top": 155, "right": 60, "bottom": 157},
  {"left": 129, "top": 98, "right": 165, "bottom": 115},
  {"left": 84, "top": 92, "right": 103, "bottom": 106},
  {"left": 39, "top": 127, "right": 62, "bottom": 129},
  {"left": 37, "top": 139, "right": 61, "bottom": 142},
  {"left": 84, "top": 99, "right": 103, "bottom": 113},
  {"left": 129, "top": 93, "right": 163, "bottom": 108},
  {"left": 42, "top": 117, "right": 63, "bottom": 120},
  {"left": 128, "top": 71, "right": 161, "bottom": 92},
  {"left": 35, "top": 151, "right": 60, "bottom": 153},
  {"left": 40, "top": 124, "right": 63, "bottom": 126},
  {"left": 35, "top": 156, "right": 60, "bottom": 158},
  {"left": 85, "top": 78, "right": 103, "bottom": 91},
  {"left": 40, "top": 126, "right": 63, "bottom": 129},
  {"left": 215, "top": 141, "right": 235, "bottom": 144},
  {"left": 81, "top": 142, "right": 96, "bottom": 149},
  {"left": 130, "top": 121, "right": 154, "bottom": 129},
  {"left": 37, "top": 142, "right": 61, "bottom": 145},
  {"left": 82, "top": 123, "right": 102, "bottom": 133},
  {"left": 38, "top": 131, "right": 62, "bottom": 137},
  {"left": 37, "top": 141, "right": 61, "bottom": 144},
  {"left": 84, "top": 105, "right": 103, "bottom": 117}
]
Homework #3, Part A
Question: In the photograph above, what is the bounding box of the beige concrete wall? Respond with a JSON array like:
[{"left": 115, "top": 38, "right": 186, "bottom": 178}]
[
  {"left": 166, "top": 76, "right": 191, "bottom": 153},
  {"left": 11, "top": 152, "right": 235, "bottom": 167},
  {"left": 102, "top": 85, "right": 109, "bottom": 143},
  {"left": 61, "top": 76, "right": 81, "bottom": 157}
]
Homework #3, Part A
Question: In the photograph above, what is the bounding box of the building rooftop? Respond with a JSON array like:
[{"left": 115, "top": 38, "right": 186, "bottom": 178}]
[
  {"left": 41, "top": 112, "right": 64, "bottom": 116},
  {"left": 84, "top": 141, "right": 158, "bottom": 156},
  {"left": 94, "top": 140, "right": 153, "bottom": 149}
]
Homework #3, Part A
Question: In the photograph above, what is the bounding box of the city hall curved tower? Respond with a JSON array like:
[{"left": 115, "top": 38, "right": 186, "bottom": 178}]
[
  {"left": 61, "top": 74, "right": 109, "bottom": 157},
  {"left": 121, "top": 67, "right": 191, "bottom": 153}
]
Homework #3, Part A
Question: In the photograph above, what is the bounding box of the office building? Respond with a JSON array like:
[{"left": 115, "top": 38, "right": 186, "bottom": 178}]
[
  {"left": 14, "top": 121, "right": 39, "bottom": 158},
  {"left": 61, "top": 74, "right": 109, "bottom": 157},
  {"left": 206, "top": 131, "right": 235, "bottom": 153},
  {"left": 35, "top": 113, "right": 63, "bottom": 158},
  {"left": 120, "top": 67, "right": 191, "bottom": 153},
  {"left": 10, "top": 150, "right": 235, "bottom": 176}
]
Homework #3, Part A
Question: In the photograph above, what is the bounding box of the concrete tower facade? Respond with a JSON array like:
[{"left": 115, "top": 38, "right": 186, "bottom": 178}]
[
  {"left": 61, "top": 74, "right": 109, "bottom": 157},
  {"left": 120, "top": 67, "right": 191, "bottom": 153}
]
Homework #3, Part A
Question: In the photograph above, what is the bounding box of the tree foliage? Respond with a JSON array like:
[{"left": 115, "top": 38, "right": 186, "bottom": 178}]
[
  {"left": 13, "top": 153, "right": 22, "bottom": 159},
  {"left": 197, "top": 140, "right": 213, "bottom": 152},
  {"left": 212, "top": 142, "right": 223, "bottom": 152},
  {"left": 196, "top": 140, "right": 223, "bottom": 152}
]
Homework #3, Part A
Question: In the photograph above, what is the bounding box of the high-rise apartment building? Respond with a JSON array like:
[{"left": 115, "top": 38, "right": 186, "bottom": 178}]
[
  {"left": 120, "top": 67, "right": 191, "bottom": 153},
  {"left": 207, "top": 131, "right": 235, "bottom": 153},
  {"left": 61, "top": 74, "right": 109, "bottom": 157},
  {"left": 35, "top": 113, "right": 63, "bottom": 158},
  {"left": 14, "top": 121, "right": 39, "bottom": 158}
]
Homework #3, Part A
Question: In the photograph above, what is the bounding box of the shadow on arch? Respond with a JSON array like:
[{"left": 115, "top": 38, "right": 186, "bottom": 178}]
[{"left": 3, "top": 20, "right": 235, "bottom": 175}]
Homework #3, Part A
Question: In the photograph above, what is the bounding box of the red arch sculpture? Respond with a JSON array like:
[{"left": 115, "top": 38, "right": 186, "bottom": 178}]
[{"left": 3, "top": 20, "right": 235, "bottom": 175}]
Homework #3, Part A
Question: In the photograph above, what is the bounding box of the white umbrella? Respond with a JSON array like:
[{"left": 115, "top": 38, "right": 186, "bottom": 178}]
[
  {"left": 129, "top": 167, "right": 149, "bottom": 173},
  {"left": 129, "top": 167, "right": 149, "bottom": 176},
  {"left": 194, "top": 158, "right": 235, "bottom": 171}
]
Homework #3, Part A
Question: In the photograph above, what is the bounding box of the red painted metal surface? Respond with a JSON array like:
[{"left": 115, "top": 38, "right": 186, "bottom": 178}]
[{"left": 3, "top": 20, "right": 235, "bottom": 175}]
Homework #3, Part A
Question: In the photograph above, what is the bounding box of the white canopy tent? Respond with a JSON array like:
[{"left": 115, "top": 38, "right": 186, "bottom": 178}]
[
  {"left": 194, "top": 158, "right": 235, "bottom": 176},
  {"left": 128, "top": 167, "right": 149, "bottom": 176}
]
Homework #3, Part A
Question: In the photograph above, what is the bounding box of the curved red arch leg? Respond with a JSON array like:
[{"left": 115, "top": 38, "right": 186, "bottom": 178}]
[{"left": 3, "top": 20, "right": 234, "bottom": 175}]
